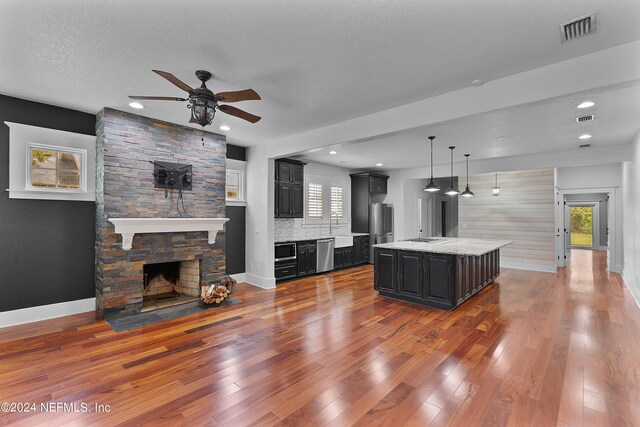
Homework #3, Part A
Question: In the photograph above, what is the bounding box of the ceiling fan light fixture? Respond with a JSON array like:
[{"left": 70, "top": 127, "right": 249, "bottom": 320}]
[{"left": 190, "top": 97, "right": 216, "bottom": 127}]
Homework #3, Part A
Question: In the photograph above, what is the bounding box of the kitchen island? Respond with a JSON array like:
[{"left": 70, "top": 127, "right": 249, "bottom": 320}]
[{"left": 373, "top": 238, "right": 513, "bottom": 310}]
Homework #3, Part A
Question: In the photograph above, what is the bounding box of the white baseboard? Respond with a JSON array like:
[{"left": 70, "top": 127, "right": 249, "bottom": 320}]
[
  {"left": 244, "top": 273, "right": 276, "bottom": 289},
  {"left": 611, "top": 264, "right": 623, "bottom": 274},
  {"left": 0, "top": 298, "right": 96, "bottom": 328},
  {"left": 501, "top": 259, "right": 557, "bottom": 273},
  {"left": 228, "top": 273, "right": 247, "bottom": 284},
  {"left": 622, "top": 269, "right": 640, "bottom": 311}
]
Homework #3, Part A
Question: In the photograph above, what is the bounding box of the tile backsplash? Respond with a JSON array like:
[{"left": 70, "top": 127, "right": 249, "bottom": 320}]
[{"left": 274, "top": 218, "right": 352, "bottom": 241}]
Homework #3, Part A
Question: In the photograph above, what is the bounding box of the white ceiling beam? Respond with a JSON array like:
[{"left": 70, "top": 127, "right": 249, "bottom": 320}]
[{"left": 258, "top": 40, "right": 640, "bottom": 159}]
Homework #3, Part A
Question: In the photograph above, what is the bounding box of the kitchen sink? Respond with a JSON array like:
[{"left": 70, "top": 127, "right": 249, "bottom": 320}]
[
  {"left": 334, "top": 235, "right": 354, "bottom": 248},
  {"left": 405, "top": 238, "right": 438, "bottom": 243}
]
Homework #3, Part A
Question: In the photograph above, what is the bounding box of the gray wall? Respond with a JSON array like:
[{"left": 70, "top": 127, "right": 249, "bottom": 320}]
[
  {"left": 0, "top": 95, "right": 96, "bottom": 312},
  {"left": 564, "top": 192, "right": 608, "bottom": 247}
]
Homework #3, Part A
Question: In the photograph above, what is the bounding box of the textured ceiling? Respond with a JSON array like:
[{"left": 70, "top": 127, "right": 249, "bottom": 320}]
[
  {"left": 1, "top": 0, "right": 639, "bottom": 146},
  {"left": 295, "top": 81, "right": 640, "bottom": 169}
]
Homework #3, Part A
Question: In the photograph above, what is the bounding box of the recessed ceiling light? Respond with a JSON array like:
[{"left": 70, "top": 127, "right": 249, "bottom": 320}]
[
  {"left": 329, "top": 150, "right": 337, "bottom": 155},
  {"left": 128, "top": 102, "right": 144, "bottom": 109},
  {"left": 376, "top": 163, "right": 383, "bottom": 167},
  {"left": 219, "top": 125, "right": 231, "bottom": 131},
  {"left": 471, "top": 79, "right": 483, "bottom": 87},
  {"left": 577, "top": 101, "right": 595, "bottom": 109},
  {"left": 579, "top": 134, "right": 592, "bottom": 140}
]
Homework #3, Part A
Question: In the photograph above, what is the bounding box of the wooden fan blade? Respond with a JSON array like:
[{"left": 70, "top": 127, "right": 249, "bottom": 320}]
[
  {"left": 129, "top": 96, "right": 187, "bottom": 101},
  {"left": 219, "top": 105, "right": 261, "bottom": 123},
  {"left": 152, "top": 70, "right": 196, "bottom": 95},
  {"left": 215, "top": 89, "right": 261, "bottom": 102}
]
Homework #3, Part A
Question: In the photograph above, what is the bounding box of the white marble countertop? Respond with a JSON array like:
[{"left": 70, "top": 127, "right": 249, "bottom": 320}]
[
  {"left": 275, "top": 232, "right": 369, "bottom": 243},
  {"left": 372, "top": 237, "right": 513, "bottom": 256}
]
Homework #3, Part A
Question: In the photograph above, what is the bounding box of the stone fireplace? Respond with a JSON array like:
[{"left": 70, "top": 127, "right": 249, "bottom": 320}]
[
  {"left": 141, "top": 258, "right": 201, "bottom": 311},
  {"left": 95, "top": 108, "right": 227, "bottom": 319}
]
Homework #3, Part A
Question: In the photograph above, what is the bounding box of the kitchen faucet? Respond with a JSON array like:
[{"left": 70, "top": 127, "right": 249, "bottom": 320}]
[{"left": 329, "top": 211, "right": 340, "bottom": 235}]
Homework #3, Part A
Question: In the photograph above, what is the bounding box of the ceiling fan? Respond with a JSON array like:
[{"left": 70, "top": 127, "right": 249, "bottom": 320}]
[{"left": 129, "top": 69, "right": 261, "bottom": 127}]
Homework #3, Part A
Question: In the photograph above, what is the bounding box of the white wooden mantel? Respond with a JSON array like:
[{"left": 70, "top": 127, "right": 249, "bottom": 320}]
[{"left": 108, "top": 218, "right": 229, "bottom": 250}]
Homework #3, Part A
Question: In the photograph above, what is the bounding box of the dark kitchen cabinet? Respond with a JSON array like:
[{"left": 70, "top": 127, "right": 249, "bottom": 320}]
[
  {"left": 291, "top": 184, "right": 304, "bottom": 217},
  {"left": 275, "top": 159, "right": 305, "bottom": 218},
  {"left": 369, "top": 175, "right": 388, "bottom": 194},
  {"left": 275, "top": 260, "right": 298, "bottom": 280},
  {"left": 373, "top": 248, "right": 501, "bottom": 310},
  {"left": 277, "top": 160, "right": 304, "bottom": 184},
  {"left": 424, "top": 255, "right": 452, "bottom": 306},
  {"left": 374, "top": 249, "right": 396, "bottom": 292},
  {"left": 397, "top": 251, "right": 422, "bottom": 298},
  {"left": 297, "top": 241, "right": 317, "bottom": 276},
  {"left": 334, "top": 246, "right": 353, "bottom": 269},
  {"left": 353, "top": 235, "right": 370, "bottom": 265}
]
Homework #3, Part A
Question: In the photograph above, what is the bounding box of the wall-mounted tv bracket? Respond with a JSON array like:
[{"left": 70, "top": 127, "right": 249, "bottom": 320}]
[{"left": 150, "top": 160, "right": 193, "bottom": 198}]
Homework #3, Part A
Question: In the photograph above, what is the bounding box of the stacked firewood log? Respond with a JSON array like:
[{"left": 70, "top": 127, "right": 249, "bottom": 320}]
[{"left": 200, "top": 275, "right": 237, "bottom": 304}]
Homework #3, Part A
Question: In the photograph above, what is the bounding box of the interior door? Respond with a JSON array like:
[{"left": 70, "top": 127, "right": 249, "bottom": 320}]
[{"left": 564, "top": 201, "right": 571, "bottom": 264}]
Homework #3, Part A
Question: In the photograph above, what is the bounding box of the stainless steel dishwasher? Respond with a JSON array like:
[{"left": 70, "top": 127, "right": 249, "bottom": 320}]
[{"left": 316, "top": 238, "right": 335, "bottom": 272}]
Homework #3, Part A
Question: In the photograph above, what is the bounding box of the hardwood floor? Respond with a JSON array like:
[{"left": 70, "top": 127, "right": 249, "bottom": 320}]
[{"left": 1, "top": 250, "right": 639, "bottom": 426}]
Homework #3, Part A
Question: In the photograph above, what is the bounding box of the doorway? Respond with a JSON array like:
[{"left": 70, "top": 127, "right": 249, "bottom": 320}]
[
  {"left": 569, "top": 206, "right": 594, "bottom": 248},
  {"left": 556, "top": 189, "right": 615, "bottom": 272}
]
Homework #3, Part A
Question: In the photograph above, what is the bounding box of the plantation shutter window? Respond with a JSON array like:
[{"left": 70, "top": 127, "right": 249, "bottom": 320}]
[
  {"left": 307, "top": 183, "right": 323, "bottom": 218},
  {"left": 330, "top": 186, "right": 344, "bottom": 219}
]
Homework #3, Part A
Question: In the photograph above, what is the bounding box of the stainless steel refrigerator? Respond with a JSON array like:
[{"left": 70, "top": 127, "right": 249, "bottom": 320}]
[{"left": 369, "top": 203, "right": 394, "bottom": 262}]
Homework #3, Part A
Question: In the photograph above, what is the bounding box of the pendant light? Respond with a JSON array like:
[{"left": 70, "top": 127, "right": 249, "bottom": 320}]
[
  {"left": 460, "top": 154, "right": 474, "bottom": 197},
  {"left": 423, "top": 136, "right": 440, "bottom": 192},
  {"left": 492, "top": 173, "right": 501, "bottom": 196},
  {"left": 444, "top": 146, "right": 459, "bottom": 196}
]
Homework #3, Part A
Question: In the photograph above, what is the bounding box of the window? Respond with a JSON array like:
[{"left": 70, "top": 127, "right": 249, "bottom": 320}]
[
  {"left": 226, "top": 169, "right": 243, "bottom": 201},
  {"left": 29, "top": 147, "right": 81, "bottom": 189},
  {"left": 6, "top": 121, "right": 95, "bottom": 201},
  {"left": 307, "top": 183, "right": 323, "bottom": 218},
  {"left": 330, "top": 186, "right": 344, "bottom": 219}
]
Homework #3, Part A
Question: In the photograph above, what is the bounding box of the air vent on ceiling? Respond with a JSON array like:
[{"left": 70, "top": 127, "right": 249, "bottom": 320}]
[
  {"left": 576, "top": 114, "right": 595, "bottom": 123},
  {"left": 579, "top": 143, "right": 591, "bottom": 148},
  {"left": 560, "top": 13, "right": 596, "bottom": 42}
]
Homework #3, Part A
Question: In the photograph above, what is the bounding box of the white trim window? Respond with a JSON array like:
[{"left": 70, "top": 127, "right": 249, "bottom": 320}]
[
  {"left": 225, "top": 158, "right": 247, "bottom": 206},
  {"left": 5, "top": 121, "right": 96, "bottom": 201},
  {"left": 330, "top": 185, "right": 344, "bottom": 219},
  {"left": 307, "top": 182, "right": 323, "bottom": 218},
  {"left": 27, "top": 144, "right": 86, "bottom": 191},
  {"left": 226, "top": 169, "right": 244, "bottom": 202}
]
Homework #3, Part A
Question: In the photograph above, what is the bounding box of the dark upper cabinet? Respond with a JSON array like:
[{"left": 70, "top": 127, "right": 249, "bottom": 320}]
[
  {"left": 297, "top": 241, "right": 317, "bottom": 276},
  {"left": 275, "top": 159, "right": 305, "bottom": 218},
  {"left": 276, "top": 160, "right": 304, "bottom": 184},
  {"left": 291, "top": 184, "right": 304, "bottom": 218},
  {"left": 276, "top": 182, "right": 293, "bottom": 218},
  {"left": 369, "top": 175, "right": 388, "bottom": 194},
  {"left": 350, "top": 173, "right": 389, "bottom": 234}
]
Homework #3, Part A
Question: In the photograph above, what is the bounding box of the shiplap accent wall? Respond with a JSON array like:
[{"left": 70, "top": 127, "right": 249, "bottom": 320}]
[{"left": 458, "top": 169, "right": 556, "bottom": 272}]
